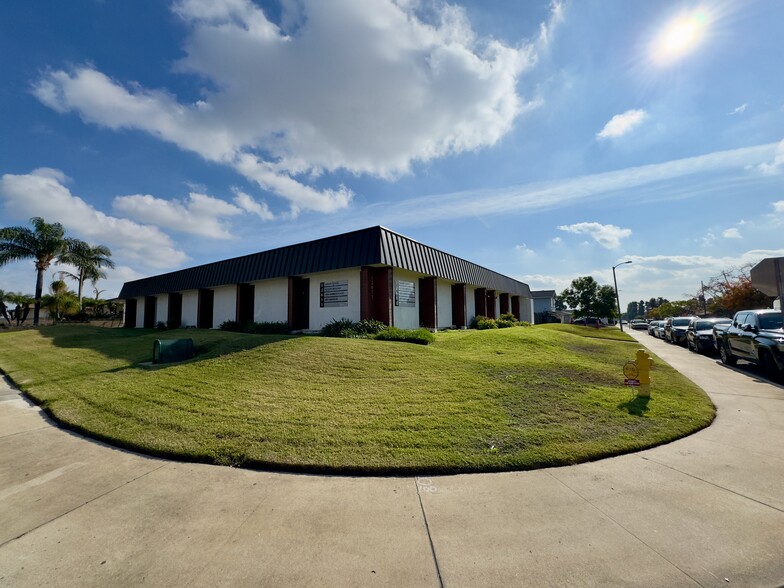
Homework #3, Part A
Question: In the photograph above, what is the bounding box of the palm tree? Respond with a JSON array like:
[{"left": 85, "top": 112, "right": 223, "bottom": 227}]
[
  {"left": 0, "top": 217, "right": 73, "bottom": 325},
  {"left": 41, "top": 280, "right": 80, "bottom": 321},
  {"left": 0, "top": 289, "right": 11, "bottom": 326},
  {"left": 6, "top": 292, "right": 35, "bottom": 325},
  {"left": 58, "top": 240, "right": 115, "bottom": 308}
]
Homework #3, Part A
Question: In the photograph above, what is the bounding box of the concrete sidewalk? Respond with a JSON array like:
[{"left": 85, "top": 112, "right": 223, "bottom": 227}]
[{"left": 1, "top": 330, "right": 783, "bottom": 587}]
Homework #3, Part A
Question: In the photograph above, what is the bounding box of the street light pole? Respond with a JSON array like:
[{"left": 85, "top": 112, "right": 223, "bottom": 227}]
[{"left": 613, "top": 260, "right": 633, "bottom": 332}]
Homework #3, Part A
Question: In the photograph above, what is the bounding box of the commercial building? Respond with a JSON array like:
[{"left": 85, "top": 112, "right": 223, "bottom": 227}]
[
  {"left": 118, "top": 226, "right": 534, "bottom": 331},
  {"left": 751, "top": 257, "right": 784, "bottom": 311}
]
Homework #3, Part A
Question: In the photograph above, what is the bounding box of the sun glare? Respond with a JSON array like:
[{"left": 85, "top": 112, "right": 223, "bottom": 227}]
[{"left": 651, "top": 8, "right": 710, "bottom": 65}]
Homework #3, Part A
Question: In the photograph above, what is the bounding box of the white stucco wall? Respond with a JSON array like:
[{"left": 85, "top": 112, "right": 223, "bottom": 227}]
[
  {"left": 437, "top": 280, "right": 453, "bottom": 329},
  {"left": 392, "top": 268, "right": 420, "bottom": 330},
  {"left": 306, "top": 269, "right": 361, "bottom": 330},
  {"left": 254, "top": 279, "right": 289, "bottom": 323},
  {"left": 212, "top": 285, "right": 237, "bottom": 329},
  {"left": 135, "top": 297, "right": 145, "bottom": 327},
  {"left": 521, "top": 298, "right": 534, "bottom": 323},
  {"left": 181, "top": 290, "right": 198, "bottom": 327},
  {"left": 156, "top": 295, "right": 169, "bottom": 327}
]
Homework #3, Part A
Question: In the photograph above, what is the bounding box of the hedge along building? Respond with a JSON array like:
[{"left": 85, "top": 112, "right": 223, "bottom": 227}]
[{"left": 118, "top": 226, "right": 534, "bottom": 331}]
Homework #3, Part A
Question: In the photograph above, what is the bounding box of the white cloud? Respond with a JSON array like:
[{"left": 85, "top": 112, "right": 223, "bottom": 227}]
[
  {"left": 700, "top": 232, "right": 717, "bottom": 247},
  {"left": 722, "top": 228, "right": 741, "bottom": 239},
  {"left": 32, "top": 0, "right": 556, "bottom": 215},
  {"left": 557, "top": 222, "right": 632, "bottom": 249},
  {"left": 596, "top": 109, "right": 647, "bottom": 140},
  {"left": 537, "top": 1, "right": 565, "bottom": 48},
  {"left": 729, "top": 103, "right": 748, "bottom": 115},
  {"left": 515, "top": 243, "right": 535, "bottom": 256},
  {"left": 250, "top": 141, "right": 782, "bottom": 247},
  {"left": 758, "top": 139, "right": 784, "bottom": 174},
  {"left": 0, "top": 169, "right": 187, "bottom": 269},
  {"left": 517, "top": 273, "right": 572, "bottom": 293},
  {"left": 232, "top": 189, "right": 274, "bottom": 221},
  {"left": 112, "top": 192, "right": 242, "bottom": 239},
  {"left": 520, "top": 248, "right": 784, "bottom": 305},
  {"left": 551, "top": 236, "right": 562, "bottom": 244},
  {"left": 773, "top": 200, "right": 784, "bottom": 213}
]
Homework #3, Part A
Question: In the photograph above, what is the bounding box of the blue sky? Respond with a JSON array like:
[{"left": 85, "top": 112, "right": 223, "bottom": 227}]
[{"left": 1, "top": 0, "right": 783, "bottom": 307}]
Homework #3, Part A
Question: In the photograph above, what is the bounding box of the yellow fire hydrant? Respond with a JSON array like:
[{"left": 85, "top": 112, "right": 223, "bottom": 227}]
[{"left": 636, "top": 349, "right": 653, "bottom": 398}]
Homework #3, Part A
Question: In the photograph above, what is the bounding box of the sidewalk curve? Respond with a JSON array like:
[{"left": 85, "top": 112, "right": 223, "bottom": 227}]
[{"left": 1, "top": 329, "right": 783, "bottom": 587}]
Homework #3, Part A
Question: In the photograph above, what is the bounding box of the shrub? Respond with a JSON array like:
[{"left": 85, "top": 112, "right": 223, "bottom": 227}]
[
  {"left": 243, "top": 321, "right": 290, "bottom": 335},
  {"left": 320, "top": 318, "right": 359, "bottom": 338},
  {"left": 475, "top": 316, "right": 499, "bottom": 330},
  {"left": 373, "top": 327, "right": 435, "bottom": 345},
  {"left": 219, "top": 320, "right": 243, "bottom": 332},
  {"left": 354, "top": 319, "right": 387, "bottom": 336}
]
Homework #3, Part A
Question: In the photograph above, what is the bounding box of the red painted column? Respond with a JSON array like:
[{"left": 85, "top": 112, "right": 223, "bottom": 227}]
[{"left": 452, "top": 283, "right": 467, "bottom": 328}]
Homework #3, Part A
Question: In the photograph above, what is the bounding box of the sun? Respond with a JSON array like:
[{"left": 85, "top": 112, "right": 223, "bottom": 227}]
[{"left": 650, "top": 8, "right": 711, "bottom": 65}]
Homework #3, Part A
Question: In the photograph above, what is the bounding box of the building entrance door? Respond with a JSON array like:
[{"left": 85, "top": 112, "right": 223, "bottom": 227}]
[{"left": 289, "top": 277, "right": 310, "bottom": 330}]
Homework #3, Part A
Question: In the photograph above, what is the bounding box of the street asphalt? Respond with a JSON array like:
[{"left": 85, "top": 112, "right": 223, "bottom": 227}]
[{"left": 1, "top": 328, "right": 783, "bottom": 587}]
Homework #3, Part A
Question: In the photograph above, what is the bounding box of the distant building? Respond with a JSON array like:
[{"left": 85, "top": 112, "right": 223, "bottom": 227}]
[
  {"left": 751, "top": 257, "right": 784, "bottom": 311},
  {"left": 531, "top": 290, "right": 557, "bottom": 324},
  {"left": 119, "top": 226, "right": 534, "bottom": 331}
]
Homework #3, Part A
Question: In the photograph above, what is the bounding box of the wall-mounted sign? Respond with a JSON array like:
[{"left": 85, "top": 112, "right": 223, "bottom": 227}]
[
  {"left": 395, "top": 280, "right": 416, "bottom": 307},
  {"left": 320, "top": 280, "right": 349, "bottom": 308}
]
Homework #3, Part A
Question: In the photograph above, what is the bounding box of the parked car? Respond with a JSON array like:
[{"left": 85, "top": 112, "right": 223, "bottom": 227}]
[
  {"left": 664, "top": 316, "right": 697, "bottom": 345},
  {"left": 572, "top": 317, "right": 603, "bottom": 327},
  {"left": 686, "top": 317, "right": 732, "bottom": 354},
  {"left": 629, "top": 319, "right": 649, "bottom": 330},
  {"left": 648, "top": 320, "right": 664, "bottom": 337},
  {"left": 715, "top": 309, "right": 784, "bottom": 380}
]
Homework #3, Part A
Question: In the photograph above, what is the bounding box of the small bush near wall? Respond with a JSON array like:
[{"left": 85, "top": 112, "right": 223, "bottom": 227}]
[
  {"left": 321, "top": 318, "right": 433, "bottom": 344},
  {"left": 243, "top": 321, "right": 290, "bottom": 335},
  {"left": 320, "top": 318, "right": 359, "bottom": 338},
  {"left": 470, "top": 313, "right": 533, "bottom": 330},
  {"left": 471, "top": 315, "right": 498, "bottom": 330},
  {"left": 373, "top": 327, "right": 435, "bottom": 345},
  {"left": 219, "top": 320, "right": 290, "bottom": 334}
]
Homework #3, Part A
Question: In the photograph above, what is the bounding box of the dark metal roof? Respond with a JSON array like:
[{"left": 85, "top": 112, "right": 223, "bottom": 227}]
[
  {"left": 118, "top": 226, "right": 532, "bottom": 299},
  {"left": 531, "top": 290, "right": 557, "bottom": 298}
]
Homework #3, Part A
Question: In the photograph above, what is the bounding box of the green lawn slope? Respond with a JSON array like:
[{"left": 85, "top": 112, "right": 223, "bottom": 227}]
[{"left": 0, "top": 324, "right": 714, "bottom": 474}]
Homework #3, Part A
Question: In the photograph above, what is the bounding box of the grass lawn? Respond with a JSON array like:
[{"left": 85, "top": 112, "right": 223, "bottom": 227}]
[{"left": 0, "top": 324, "right": 715, "bottom": 474}]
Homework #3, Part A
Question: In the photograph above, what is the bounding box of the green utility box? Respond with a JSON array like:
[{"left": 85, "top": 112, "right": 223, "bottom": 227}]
[{"left": 153, "top": 338, "right": 195, "bottom": 364}]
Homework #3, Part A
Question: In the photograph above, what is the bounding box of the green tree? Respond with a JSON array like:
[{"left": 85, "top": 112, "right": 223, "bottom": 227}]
[
  {"left": 626, "top": 301, "right": 639, "bottom": 320},
  {"left": 58, "top": 240, "right": 115, "bottom": 308},
  {"left": 596, "top": 284, "right": 619, "bottom": 319},
  {"left": 560, "top": 276, "right": 619, "bottom": 319},
  {"left": 41, "top": 280, "right": 80, "bottom": 321},
  {"left": 0, "top": 217, "right": 74, "bottom": 325}
]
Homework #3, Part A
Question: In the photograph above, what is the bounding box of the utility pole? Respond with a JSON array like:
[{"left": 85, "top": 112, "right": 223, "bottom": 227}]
[{"left": 613, "top": 261, "right": 633, "bottom": 332}]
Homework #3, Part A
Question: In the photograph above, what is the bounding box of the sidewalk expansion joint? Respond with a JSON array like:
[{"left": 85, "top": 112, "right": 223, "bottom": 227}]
[
  {"left": 0, "top": 462, "right": 168, "bottom": 549},
  {"left": 547, "top": 470, "right": 705, "bottom": 587},
  {"left": 414, "top": 478, "right": 445, "bottom": 588},
  {"left": 639, "top": 456, "right": 784, "bottom": 514},
  {"left": 708, "top": 391, "right": 784, "bottom": 400},
  {"left": 0, "top": 425, "right": 51, "bottom": 440}
]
